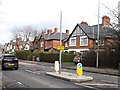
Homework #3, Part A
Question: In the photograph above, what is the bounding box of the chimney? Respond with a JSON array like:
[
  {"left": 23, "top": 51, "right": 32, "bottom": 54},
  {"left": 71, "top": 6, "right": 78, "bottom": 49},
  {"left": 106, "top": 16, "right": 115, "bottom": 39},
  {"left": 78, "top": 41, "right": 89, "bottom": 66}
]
[
  {"left": 80, "top": 21, "right": 88, "bottom": 26},
  {"left": 66, "top": 30, "right": 69, "bottom": 35},
  {"left": 54, "top": 27, "right": 58, "bottom": 33},
  {"left": 47, "top": 29, "right": 52, "bottom": 35},
  {"left": 102, "top": 16, "right": 110, "bottom": 27},
  {"left": 42, "top": 31, "right": 45, "bottom": 36}
]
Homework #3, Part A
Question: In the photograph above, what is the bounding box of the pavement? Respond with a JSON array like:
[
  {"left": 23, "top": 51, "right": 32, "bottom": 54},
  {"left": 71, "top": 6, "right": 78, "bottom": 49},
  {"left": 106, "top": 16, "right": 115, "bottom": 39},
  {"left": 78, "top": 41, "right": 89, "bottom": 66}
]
[{"left": 62, "top": 63, "right": 119, "bottom": 76}]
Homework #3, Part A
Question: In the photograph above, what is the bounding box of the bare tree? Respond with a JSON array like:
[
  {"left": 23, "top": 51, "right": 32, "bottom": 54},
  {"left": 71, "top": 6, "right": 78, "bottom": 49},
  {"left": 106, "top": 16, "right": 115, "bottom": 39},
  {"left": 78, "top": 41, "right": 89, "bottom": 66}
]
[
  {"left": 11, "top": 25, "right": 43, "bottom": 50},
  {"left": 103, "top": 2, "right": 120, "bottom": 53}
]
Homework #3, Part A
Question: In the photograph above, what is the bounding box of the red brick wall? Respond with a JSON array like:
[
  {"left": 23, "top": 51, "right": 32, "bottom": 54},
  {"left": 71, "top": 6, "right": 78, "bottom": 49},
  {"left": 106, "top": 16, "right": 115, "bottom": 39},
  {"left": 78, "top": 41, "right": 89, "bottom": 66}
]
[
  {"left": 52, "top": 40, "right": 60, "bottom": 48},
  {"left": 67, "top": 36, "right": 95, "bottom": 49}
]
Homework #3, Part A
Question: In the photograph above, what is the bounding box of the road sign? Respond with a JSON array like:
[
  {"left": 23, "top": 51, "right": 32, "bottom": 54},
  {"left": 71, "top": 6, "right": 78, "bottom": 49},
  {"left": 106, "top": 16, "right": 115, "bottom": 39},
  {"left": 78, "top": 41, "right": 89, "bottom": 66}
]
[
  {"left": 77, "top": 63, "right": 83, "bottom": 76},
  {"left": 57, "top": 46, "right": 64, "bottom": 50}
]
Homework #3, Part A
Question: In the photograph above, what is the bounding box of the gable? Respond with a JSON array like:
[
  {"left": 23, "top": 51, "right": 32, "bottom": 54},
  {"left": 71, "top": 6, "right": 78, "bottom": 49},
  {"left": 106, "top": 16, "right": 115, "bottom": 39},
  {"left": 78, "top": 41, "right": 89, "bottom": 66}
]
[
  {"left": 72, "top": 25, "right": 86, "bottom": 37},
  {"left": 65, "top": 24, "right": 90, "bottom": 42}
]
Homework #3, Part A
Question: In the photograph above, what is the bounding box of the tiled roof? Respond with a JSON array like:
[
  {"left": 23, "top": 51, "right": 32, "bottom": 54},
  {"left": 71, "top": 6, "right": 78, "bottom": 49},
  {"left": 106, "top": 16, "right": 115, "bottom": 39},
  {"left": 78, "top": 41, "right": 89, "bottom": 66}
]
[
  {"left": 78, "top": 24, "right": 116, "bottom": 39},
  {"left": 64, "top": 23, "right": 117, "bottom": 42},
  {"left": 43, "top": 32, "right": 68, "bottom": 40}
]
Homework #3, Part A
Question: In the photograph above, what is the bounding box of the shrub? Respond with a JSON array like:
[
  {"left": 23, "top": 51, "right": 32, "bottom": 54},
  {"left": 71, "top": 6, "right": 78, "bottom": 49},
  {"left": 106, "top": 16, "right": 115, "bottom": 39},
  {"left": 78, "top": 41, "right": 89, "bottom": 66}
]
[
  {"left": 82, "top": 51, "right": 96, "bottom": 67},
  {"left": 16, "top": 50, "right": 32, "bottom": 60},
  {"left": 39, "top": 52, "right": 59, "bottom": 63},
  {"left": 62, "top": 53, "right": 75, "bottom": 62}
]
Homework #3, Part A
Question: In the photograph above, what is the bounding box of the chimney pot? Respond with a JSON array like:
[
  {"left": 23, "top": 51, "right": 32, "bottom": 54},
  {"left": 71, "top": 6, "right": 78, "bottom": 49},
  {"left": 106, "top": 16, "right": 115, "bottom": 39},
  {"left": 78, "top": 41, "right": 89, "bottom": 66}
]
[
  {"left": 80, "top": 21, "right": 88, "bottom": 26},
  {"left": 66, "top": 30, "right": 69, "bottom": 35},
  {"left": 47, "top": 29, "right": 52, "bottom": 35},
  {"left": 42, "top": 31, "right": 45, "bottom": 35},
  {"left": 54, "top": 27, "right": 58, "bottom": 33}
]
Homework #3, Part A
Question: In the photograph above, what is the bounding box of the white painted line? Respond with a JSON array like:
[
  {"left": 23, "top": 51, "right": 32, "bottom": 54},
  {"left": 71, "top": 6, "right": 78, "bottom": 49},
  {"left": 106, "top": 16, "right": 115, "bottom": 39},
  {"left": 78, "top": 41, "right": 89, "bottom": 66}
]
[
  {"left": 25, "top": 70, "right": 40, "bottom": 75},
  {"left": 17, "top": 82, "right": 23, "bottom": 85},
  {"left": 75, "top": 83, "right": 101, "bottom": 90},
  {"left": 17, "top": 81, "right": 24, "bottom": 87},
  {"left": 101, "top": 80, "right": 118, "bottom": 84},
  {"left": 81, "top": 83, "right": 118, "bottom": 87}
]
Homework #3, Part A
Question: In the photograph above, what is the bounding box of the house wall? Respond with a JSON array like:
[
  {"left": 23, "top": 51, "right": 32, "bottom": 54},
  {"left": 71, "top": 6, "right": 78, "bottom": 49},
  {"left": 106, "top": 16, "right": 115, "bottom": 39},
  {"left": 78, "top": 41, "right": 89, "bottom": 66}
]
[
  {"left": 52, "top": 40, "right": 60, "bottom": 48},
  {"left": 32, "top": 37, "right": 40, "bottom": 51},
  {"left": 44, "top": 40, "right": 52, "bottom": 49},
  {"left": 66, "top": 36, "right": 95, "bottom": 52},
  {"left": 45, "top": 40, "right": 60, "bottom": 49},
  {"left": 89, "top": 39, "right": 95, "bottom": 48}
]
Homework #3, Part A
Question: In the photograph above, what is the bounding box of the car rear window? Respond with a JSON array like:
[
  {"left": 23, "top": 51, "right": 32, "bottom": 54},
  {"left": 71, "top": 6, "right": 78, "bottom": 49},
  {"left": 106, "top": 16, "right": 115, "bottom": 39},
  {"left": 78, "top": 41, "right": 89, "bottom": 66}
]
[{"left": 4, "top": 55, "right": 16, "bottom": 58}]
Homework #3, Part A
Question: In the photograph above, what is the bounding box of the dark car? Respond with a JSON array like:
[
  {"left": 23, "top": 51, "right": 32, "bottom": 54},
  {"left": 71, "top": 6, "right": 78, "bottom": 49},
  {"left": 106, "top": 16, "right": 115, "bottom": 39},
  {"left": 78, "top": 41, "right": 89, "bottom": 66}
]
[
  {"left": 0, "top": 54, "right": 19, "bottom": 70},
  {"left": 73, "top": 55, "right": 82, "bottom": 65}
]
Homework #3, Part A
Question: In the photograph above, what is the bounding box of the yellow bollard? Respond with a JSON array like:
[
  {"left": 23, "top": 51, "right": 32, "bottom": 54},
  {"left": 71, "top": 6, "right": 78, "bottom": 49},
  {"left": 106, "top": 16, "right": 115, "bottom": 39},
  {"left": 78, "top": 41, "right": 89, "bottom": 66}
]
[{"left": 76, "top": 63, "right": 83, "bottom": 76}]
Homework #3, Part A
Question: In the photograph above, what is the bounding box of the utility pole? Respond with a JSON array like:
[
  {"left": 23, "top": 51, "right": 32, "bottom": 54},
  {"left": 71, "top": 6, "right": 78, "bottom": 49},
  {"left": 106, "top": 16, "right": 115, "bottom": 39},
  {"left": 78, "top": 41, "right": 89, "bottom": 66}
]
[
  {"left": 59, "top": 11, "right": 62, "bottom": 74},
  {"left": 96, "top": 0, "right": 100, "bottom": 68}
]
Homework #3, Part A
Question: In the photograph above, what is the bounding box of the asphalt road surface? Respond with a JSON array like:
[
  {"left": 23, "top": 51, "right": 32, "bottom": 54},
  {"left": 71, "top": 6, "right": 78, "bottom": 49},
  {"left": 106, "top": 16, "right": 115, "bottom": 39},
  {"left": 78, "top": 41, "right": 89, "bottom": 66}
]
[{"left": 1, "top": 60, "right": 119, "bottom": 90}]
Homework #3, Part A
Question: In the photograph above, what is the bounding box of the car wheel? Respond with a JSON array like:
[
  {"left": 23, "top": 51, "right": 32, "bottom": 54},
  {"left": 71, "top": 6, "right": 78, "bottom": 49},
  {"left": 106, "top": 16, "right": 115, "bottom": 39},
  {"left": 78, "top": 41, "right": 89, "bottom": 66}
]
[
  {"left": 15, "top": 67, "right": 18, "bottom": 70},
  {"left": 1, "top": 66, "right": 5, "bottom": 70}
]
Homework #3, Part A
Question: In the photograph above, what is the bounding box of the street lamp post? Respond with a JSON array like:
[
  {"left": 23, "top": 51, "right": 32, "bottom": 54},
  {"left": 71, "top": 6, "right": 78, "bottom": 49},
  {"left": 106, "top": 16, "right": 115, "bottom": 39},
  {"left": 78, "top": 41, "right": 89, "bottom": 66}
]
[
  {"left": 96, "top": 0, "right": 100, "bottom": 68},
  {"left": 59, "top": 11, "right": 62, "bottom": 74}
]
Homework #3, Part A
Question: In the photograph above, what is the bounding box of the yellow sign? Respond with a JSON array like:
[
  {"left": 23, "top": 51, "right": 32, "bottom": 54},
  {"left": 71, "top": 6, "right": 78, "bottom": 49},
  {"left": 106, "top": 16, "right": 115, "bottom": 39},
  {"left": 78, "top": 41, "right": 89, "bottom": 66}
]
[
  {"left": 76, "top": 63, "right": 83, "bottom": 76},
  {"left": 57, "top": 46, "right": 64, "bottom": 50}
]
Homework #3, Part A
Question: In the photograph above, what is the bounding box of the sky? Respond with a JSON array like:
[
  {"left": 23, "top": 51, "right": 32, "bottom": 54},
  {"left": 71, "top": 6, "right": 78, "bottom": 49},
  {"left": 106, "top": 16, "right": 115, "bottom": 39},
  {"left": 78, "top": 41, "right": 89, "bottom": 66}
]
[{"left": 0, "top": 0, "right": 119, "bottom": 45}]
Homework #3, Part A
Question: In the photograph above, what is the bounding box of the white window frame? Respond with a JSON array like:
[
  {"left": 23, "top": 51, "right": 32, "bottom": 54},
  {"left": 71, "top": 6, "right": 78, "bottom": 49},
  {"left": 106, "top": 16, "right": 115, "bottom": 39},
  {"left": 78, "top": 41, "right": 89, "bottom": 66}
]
[
  {"left": 41, "top": 41, "right": 44, "bottom": 47},
  {"left": 65, "top": 42, "right": 68, "bottom": 47},
  {"left": 70, "top": 37, "right": 76, "bottom": 46},
  {"left": 80, "top": 36, "right": 88, "bottom": 46}
]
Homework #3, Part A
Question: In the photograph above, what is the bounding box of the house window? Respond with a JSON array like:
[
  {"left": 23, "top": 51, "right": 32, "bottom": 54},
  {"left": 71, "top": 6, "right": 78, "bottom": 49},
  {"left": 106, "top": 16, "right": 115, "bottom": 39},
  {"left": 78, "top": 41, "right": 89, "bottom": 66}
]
[
  {"left": 41, "top": 41, "right": 44, "bottom": 47},
  {"left": 65, "top": 42, "right": 68, "bottom": 47},
  {"left": 35, "top": 42, "right": 39, "bottom": 48},
  {"left": 70, "top": 37, "right": 76, "bottom": 46},
  {"left": 80, "top": 36, "right": 88, "bottom": 46}
]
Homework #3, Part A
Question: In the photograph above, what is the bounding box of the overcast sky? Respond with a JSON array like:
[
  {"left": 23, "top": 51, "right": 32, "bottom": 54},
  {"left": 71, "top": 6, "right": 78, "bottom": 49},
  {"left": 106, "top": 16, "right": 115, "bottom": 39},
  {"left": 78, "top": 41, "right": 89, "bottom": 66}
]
[{"left": 0, "top": 0, "right": 119, "bottom": 45}]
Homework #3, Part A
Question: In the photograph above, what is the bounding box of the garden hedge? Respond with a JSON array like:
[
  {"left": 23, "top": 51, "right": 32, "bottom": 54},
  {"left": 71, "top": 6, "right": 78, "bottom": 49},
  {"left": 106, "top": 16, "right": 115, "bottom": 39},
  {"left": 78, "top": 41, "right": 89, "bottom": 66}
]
[{"left": 16, "top": 50, "right": 119, "bottom": 69}]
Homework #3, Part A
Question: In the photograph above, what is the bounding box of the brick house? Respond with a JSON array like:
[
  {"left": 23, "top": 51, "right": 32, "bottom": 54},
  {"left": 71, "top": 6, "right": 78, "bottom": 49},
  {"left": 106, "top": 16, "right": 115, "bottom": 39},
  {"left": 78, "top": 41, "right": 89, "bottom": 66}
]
[
  {"left": 32, "top": 27, "right": 69, "bottom": 52},
  {"left": 63, "top": 16, "right": 117, "bottom": 52}
]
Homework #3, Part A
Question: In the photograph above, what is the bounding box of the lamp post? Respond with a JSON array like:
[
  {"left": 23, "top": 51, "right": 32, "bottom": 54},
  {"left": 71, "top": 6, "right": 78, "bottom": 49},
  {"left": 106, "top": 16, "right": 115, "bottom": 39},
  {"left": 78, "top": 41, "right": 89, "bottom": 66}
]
[
  {"left": 59, "top": 11, "right": 62, "bottom": 74},
  {"left": 96, "top": 0, "right": 100, "bottom": 68}
]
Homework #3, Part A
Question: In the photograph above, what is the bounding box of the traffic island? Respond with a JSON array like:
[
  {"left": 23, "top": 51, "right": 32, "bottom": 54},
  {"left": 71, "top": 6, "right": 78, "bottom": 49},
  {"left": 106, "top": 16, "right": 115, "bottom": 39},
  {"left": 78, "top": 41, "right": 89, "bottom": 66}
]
[{"left": 46, "top": 72, "right": 93, "bottom": 83}]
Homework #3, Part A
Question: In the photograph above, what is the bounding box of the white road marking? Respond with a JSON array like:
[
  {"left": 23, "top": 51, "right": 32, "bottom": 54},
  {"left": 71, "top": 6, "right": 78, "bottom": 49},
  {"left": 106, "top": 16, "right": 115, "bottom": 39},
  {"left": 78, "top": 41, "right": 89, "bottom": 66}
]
[
  {"left": 25, "top": 70, "right": 40, "bottom": 75},
  {"left": 75, "top": 83, "right": 101, "bottom": 90},
  {"left": 17, "top": 81, "right": 25, "bottom": 87},
  {"left": 17, "top": 82, "right": 23, "bottom": 85},
  {"left": 101, "top": 80, "right": 118, "bottom": 84},
  {"left": 81, "top": 83, "right": 118, "bottom": 87}
]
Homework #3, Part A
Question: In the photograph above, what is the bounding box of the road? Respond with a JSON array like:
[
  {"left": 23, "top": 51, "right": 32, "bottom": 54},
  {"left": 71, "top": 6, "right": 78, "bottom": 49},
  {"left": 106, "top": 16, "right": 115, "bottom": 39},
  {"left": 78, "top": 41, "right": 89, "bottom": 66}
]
[{"left": 1, "top": 60, "right": 119, "bottom": 90}]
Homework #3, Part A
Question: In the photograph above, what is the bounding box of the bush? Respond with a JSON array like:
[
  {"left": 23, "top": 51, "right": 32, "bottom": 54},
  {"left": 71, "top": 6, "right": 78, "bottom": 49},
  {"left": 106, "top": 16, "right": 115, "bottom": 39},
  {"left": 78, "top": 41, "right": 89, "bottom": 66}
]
[
  {"left": 99, "top": 50, "right": 119, "bottom": 69},
  {"left": 82, "top": 51, "right": 96, "bottom": 67},
  {"left": 39, "top": 52, "right": 59, "bottom": 63},
  {"left": 82, "top": 50, "right": 119, "bottom": 69},
  {"left": 16, "top": 50, "right": 32, "bottom": 60},
  {"left": 62, "top": 53, "right": 75, "bottom": 62}
]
